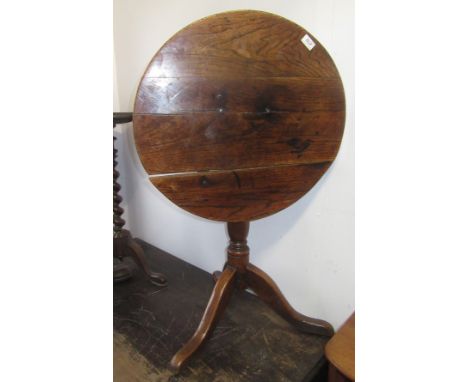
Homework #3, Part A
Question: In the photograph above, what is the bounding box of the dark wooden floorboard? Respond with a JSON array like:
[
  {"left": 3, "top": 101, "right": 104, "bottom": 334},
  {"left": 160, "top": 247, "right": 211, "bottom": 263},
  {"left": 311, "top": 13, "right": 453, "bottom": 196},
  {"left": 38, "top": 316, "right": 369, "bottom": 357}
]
[{"left": 114, "top": 239, "right": 329, "bottom": 381}]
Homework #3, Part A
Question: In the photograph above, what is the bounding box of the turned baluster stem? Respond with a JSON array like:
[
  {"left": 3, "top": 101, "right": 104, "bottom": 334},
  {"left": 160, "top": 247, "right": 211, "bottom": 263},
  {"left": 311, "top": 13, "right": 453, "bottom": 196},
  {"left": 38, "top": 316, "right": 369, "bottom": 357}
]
[{"left": 226, "top": 222, "right": 250, "bottom": 289}]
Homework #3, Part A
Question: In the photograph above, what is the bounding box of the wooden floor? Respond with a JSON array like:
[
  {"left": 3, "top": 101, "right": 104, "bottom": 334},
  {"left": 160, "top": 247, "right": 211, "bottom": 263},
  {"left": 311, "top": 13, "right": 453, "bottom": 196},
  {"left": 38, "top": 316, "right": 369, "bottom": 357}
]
[{"left": 114, "top": 239, "right": 329, "bottom": 382}]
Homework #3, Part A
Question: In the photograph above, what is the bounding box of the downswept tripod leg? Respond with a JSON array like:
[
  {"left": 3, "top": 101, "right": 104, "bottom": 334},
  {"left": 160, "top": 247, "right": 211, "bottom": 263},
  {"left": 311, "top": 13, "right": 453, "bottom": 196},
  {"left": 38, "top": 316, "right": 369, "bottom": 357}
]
[
  {"left": 127, "top": 238, "right": 168, "bottom": 286},
  {"left": 246, "top": 263, "right": 334, "bottom": 336},
  {"left": 169, "top": 266, "right": 237, "bottom": 371},
  {"left": 113, "top": 231, "right": 168, "bottom": 286}
]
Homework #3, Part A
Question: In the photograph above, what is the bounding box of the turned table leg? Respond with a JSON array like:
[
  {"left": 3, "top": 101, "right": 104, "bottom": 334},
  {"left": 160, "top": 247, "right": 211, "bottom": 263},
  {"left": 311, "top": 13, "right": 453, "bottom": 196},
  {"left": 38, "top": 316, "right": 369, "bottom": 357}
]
[{"left": 113, "top": 113, "right": 167, "bottom": 286}]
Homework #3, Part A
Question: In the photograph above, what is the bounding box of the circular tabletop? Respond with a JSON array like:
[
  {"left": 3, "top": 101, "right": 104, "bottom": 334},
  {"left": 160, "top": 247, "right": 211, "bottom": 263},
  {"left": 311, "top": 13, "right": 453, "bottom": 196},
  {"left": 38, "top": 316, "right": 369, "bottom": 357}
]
[{"left": 134, "top": 10, "right": 345, "bottom": 222}]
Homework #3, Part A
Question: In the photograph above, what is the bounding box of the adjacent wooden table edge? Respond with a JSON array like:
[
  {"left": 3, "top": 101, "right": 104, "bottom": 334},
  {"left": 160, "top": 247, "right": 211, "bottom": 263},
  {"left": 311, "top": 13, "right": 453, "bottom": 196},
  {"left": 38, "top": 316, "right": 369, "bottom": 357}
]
[
  {"left": 113, "top": 112, "right": 133, "bottom": 126},
  {"left": 325, "top": 312, "right": 355, "bottom": 381}
]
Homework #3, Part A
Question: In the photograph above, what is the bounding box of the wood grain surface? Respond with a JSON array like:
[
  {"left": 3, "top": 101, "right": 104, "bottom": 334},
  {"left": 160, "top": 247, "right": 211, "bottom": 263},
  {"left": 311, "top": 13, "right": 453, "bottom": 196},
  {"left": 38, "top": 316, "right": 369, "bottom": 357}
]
[
  {"left": 150, "top": 162, "right": 330, "bottom": 221},
  {"left": 134, "top": 10, "right": 345, "bottom": 221}
]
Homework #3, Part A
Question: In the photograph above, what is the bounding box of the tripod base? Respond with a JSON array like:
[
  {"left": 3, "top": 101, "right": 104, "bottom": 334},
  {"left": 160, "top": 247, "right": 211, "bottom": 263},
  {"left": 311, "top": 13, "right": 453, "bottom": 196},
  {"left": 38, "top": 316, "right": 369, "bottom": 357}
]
[
  {"left": 113, "top": 257, "right": 134, "bottom": 283},
  {"left": 114, "top": 230, "right": 167, "bottom": 287},
  {"left": 169, "top": 222, "right": 333, "bottom": 372}
]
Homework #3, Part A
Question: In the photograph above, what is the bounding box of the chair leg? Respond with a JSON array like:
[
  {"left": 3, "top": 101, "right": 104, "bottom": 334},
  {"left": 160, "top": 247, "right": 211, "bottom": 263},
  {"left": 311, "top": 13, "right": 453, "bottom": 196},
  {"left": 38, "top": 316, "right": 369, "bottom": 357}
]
[
  {"left": 246, "top": 263, "right": 334, "bottom": 336},
  {"left": 127, "top": 239, "right": 167, "bottom": 287},
  {"left": 169, "top": 266, "right": 237, "bottom": 371}
]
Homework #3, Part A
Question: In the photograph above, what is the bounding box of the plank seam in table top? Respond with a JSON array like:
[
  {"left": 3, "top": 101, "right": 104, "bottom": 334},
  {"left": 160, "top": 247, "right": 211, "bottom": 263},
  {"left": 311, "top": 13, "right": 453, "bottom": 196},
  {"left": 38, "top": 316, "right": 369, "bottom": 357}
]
[{"left": 147, "top": 161, "right": 332, "bottom": 178}]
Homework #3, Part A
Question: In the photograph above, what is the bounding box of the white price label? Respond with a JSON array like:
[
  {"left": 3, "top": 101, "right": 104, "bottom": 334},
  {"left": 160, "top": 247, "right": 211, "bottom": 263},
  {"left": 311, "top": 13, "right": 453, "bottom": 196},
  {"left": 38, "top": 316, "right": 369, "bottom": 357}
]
[{"left": 301, "top": 34, "right": 316, "bottom": 51}]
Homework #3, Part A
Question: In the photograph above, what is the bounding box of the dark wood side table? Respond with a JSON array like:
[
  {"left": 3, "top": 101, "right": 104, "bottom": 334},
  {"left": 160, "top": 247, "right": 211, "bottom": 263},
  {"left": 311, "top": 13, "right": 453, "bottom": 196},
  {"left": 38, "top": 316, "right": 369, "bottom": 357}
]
[
  {"left": 114, "top": 239, "right": 330, "bottom": 382},
  {"left": 113, "top": 112, "right": 167, "bottom": 286},
  {"left": 325, "top": 313, "right": 355, "bottom": 381},
  {"left": 132, "top": 10, "right": 345, "bottom": 370}
]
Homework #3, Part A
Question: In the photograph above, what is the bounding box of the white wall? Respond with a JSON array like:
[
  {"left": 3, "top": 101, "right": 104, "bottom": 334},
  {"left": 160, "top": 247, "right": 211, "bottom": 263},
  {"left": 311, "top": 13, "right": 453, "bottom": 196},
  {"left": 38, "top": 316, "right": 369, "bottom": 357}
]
[{"left": 113, "top": 0, "right": 354, "bottom": 330}]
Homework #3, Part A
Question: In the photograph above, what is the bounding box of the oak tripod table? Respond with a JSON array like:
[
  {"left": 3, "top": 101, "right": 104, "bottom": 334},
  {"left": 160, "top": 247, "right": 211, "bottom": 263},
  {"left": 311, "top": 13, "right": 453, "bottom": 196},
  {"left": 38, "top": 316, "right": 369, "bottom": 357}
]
[{"left": 133, "top": 10, "right": 346, "bottom": 372}]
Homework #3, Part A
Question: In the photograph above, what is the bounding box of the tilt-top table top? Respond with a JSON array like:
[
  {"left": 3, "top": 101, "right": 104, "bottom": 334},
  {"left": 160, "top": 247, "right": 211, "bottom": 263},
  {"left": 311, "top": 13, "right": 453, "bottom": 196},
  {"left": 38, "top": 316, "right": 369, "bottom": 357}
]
[{"left": 133, "top": 10, "right": 345, "bottom": 222}]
